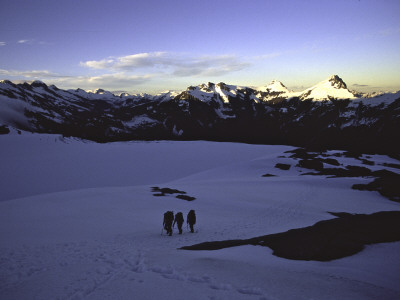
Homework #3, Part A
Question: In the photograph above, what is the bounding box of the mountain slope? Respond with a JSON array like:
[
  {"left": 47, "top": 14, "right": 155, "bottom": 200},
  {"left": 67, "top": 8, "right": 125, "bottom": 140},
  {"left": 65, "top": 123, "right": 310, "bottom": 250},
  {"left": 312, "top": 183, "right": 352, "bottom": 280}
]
[{"left": 0, "top": 76, "right": 399, "bottom": 154}]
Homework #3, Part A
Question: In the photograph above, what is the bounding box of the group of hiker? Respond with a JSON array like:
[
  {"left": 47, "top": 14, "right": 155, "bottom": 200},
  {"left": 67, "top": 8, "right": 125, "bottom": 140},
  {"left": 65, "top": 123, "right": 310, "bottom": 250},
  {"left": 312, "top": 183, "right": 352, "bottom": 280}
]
[{"left": 163, "top": 210, "right": 196, "bottom": 236}]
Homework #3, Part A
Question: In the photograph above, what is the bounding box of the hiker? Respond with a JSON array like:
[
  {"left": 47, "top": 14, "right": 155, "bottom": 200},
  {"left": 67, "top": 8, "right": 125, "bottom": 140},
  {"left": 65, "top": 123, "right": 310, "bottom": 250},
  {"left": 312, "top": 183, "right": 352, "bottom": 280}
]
[
  {"left": 163, "top": 211, "right": 174, "bottom": 236},
  {"left": 187, "top": 210, "right": 196, "bottom": 233},
  {"left": 173, "top": 212, "right": 184, "bottom": 234}
]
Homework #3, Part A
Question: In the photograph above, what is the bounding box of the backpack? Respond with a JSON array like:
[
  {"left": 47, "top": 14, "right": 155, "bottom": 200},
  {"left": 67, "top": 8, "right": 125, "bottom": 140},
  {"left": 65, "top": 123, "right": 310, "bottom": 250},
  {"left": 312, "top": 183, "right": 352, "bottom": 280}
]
[
  {"left": 164, "top": 211, "right": 174, "bottom": 223},
  {"left": 175, "top": 212, "right": 184, "bottom": 223},
  {"left": 187, "top": 210, "right": 196, "bottom": 224}
]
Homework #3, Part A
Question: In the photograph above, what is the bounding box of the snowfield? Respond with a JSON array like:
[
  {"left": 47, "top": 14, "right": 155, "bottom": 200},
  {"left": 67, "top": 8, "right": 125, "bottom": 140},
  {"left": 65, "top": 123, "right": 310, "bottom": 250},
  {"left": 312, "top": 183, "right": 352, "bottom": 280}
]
[{"left": 1, "top": 132, "right": 400, "bottom": 299}]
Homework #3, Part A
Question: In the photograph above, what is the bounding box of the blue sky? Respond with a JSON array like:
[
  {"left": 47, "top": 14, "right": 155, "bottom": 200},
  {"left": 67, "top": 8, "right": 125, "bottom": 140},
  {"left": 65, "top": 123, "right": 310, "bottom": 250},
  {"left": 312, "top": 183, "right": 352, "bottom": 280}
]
[{"left": 0, "top": 0, "right": 399, "bottom": 94}]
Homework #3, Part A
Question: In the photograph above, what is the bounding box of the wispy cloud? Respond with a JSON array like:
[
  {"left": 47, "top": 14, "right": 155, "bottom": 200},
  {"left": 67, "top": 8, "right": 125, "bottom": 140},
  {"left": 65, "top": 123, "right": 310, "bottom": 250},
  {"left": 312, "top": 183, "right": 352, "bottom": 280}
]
[
  {"left": 0, "top": 68, "right": 153, "bottom": 90},
  {"left": 17, "top": 39, "right": 33, "bottom": 44},
  {"left": 16, "top": 39, "right": 51, "bottom": 45},
  {"left": 0, "top": 69, "right": 69, "bottom": 78},
  {"left": 1, "top": 51, "right": 281, "bottom": 91},
  {"left": 52, "top": 73, "right": 153, "bottom": 90},
  {"left": 352, "top": 83, "right": 369, "bottom": 87},
  {"left": 81, "top": 52, "right": 250, "bottom": 77},
  {"left": 0, "top": 42, "right": 6, "bottom": 46}
]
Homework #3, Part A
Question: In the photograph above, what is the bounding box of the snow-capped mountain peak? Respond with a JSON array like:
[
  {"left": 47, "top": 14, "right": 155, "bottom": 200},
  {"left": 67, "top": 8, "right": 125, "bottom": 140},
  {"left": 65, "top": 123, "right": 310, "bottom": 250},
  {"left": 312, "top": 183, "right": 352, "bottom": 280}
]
[
  {"left": 300, "top": 75, "right": 357, "bottom": 100},
  {"left": 260, "top": 80, "right": 291, "bottom": 93},
  {"left": 181, "top": 82, "right": 241, "bottom": 104}
]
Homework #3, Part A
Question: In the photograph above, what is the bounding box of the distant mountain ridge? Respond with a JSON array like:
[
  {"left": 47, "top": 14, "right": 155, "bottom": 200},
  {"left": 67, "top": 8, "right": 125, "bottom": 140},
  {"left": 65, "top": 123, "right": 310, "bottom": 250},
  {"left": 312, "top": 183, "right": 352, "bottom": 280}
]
[{"left": 1, "top": 76, "right": 399, "bottom": 155}]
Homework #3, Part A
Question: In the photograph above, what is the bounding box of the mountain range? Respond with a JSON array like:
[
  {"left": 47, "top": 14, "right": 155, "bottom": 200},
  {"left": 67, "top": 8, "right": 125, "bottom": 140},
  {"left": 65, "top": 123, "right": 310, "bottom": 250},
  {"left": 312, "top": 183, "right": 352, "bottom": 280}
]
[{"left": 0, "top": 75, "right": 399, "bottom": 155}]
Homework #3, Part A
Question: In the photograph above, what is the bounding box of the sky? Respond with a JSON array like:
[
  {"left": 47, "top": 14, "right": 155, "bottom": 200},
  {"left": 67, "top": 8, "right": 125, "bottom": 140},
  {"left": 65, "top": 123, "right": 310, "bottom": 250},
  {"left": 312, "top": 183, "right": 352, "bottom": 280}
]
[{"left": 0, "top": 0, "right": 399, "bottom": 94}]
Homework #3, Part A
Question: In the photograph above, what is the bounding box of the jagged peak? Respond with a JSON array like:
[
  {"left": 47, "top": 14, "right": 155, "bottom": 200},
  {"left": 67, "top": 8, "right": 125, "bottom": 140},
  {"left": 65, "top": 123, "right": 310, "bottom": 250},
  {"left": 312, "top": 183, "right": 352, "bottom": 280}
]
[
  {"left": 259, "top": 80, "right": 290, "bottom": 93},
  {"left": 269, "top": 79, "right": 284, "bottom": 84},
  {"left": 30, "top": 80, "right": 48, "bottom": 88},
  {"left": 326, "top": 75, "right": 347, "bottom": 89},
  {"left": 95, "top": 89, "right": 113, "bottom": 95},
  {"left": 268, "top": 80, "right": 288, "bottom": 88},
  {"left": 0, "top": 79, "right": 14, "bottom": 85}
]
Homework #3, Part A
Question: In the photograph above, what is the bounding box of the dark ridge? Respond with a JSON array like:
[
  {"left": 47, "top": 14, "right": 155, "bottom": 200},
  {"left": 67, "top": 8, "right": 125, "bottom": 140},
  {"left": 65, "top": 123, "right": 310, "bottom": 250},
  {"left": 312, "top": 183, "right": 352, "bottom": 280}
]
[{"left": 180, "top": 211, "right": 400, "bottom": 261}]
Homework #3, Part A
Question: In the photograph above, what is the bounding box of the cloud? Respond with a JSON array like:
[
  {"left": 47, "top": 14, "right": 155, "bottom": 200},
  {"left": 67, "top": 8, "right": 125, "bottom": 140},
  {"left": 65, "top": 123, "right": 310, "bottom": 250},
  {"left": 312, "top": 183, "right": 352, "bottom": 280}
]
[
  {"left": 47, "top": 73, "right": 154, "bottom": 91},
  {"left": 17, "top": 39, "right": 33, "bottom": 44},
  {"left": 0, "top": 42, "right": 5, "bottom": 46},
  {"left": 352, "top": 84, "right": 369, "bottom": 87},
  {"left": 0, "top": 68, "right": 154, "bottom": 91},
  {"left": 0, "top": 69, "right": 69, "bottom": 79},
  {"left": 16, "top": 39, "right": 51, "bottom": 45},
  {"left": 81, "top": 52, "right": 250, "bottom": 77},
  {"left": 83, "top": 59, "right": 116, "bottom": 70}
]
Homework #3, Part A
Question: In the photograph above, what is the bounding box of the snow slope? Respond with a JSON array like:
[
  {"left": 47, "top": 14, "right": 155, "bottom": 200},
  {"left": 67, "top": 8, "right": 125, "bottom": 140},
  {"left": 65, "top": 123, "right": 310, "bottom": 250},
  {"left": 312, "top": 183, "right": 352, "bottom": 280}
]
[{"left": 1, "top": 132, "right": 400, "bottom": 299}]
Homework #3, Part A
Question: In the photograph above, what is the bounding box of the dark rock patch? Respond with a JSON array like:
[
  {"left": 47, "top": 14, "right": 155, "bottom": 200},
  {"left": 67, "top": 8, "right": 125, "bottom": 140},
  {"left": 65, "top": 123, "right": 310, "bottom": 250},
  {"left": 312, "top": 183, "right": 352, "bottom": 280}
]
[
  {"left": 319, "top": 158, "right": 340, "bottom": 166},
  {"left": 176, "top": 195, "right": 196, "bottom": 201},
  {"left": 180, "top": 211, "right": 400, "bottom": 261},
  {"left": 345, "top": 165, "right": 372, "bottom": 177},
  {"left": 285, "top": 148, "right": 318, "bottom": 160},
  {"left": 343, "top": 151, "right": 362, "bottom": 159},
  {"left": 296, "top": 159, "right": 324, "bottom": 171},
  {"left": 262, "top": 173, "right": 277, "bottom": 177},
  {"left": 352, "top": 172, "right": 400, "bottom": 202},
  {"left": 274, "top": 163, "right": 291, "bottom": 170},
  {"left": 302, "top": 165, "right": 376, "bottom": 178},
  {"left": 152, "top": 187, "right": 186, "bottom": 195},
  {"left": 371, "top": 169, "right": 398, "bottom": 178},
  {"left": 302, "top": 167, "right": 358, "bottom": 178},
  {"left": 361, "top": 159, "right": 375, "bottom": 166},
  {"left": 382, "top": 162, "right": 400, "bottom": 170},
  {"left": 389, "top": 154, "right": 400, "bottom": 161},
  {"left": 0, "top": 125, "right": 10, "bottom": 135},
  {"left": 152, "top": 186, "right": 196, "bottom": 201}
]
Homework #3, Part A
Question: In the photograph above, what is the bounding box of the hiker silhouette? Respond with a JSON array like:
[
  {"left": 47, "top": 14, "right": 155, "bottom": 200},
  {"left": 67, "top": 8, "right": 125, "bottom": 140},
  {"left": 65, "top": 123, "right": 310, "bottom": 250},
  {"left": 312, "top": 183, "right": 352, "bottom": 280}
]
[
  {"left": 163, "top": 211, "right": 174, "bottom": 236},
  {"left": 173, "top": 212, "right": 184, "bottom": 234},
  {"left": 187, "top": 210, "right": 196, "bottom": 233}
]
